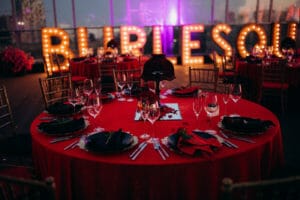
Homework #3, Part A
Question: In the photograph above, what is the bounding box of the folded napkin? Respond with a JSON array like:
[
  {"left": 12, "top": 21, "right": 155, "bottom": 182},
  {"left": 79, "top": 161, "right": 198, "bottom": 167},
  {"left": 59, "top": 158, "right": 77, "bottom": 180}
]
[
  {"left": 84, "top": 129, "right": 133, "bottom": 152},
  {"left": 221, "top": 116, "right": 275, "bottom": 134},
  {"left": 38, "top": 117, "right": 86, "bottom": 135},
  {"left": 167, "top": 128, "right": 221, "bottom": 156},
  {"left": 172, "top": 86, "right": 199, "bottom": 97},
  {"left": 46, "top": 102, "right": 83, "bottom": 115}
]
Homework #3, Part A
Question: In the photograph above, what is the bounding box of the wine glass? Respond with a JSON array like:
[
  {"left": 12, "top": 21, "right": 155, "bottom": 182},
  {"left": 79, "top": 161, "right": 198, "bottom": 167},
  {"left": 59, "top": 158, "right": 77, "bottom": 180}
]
[
  {"left": 159, "top": 80, "right": 167, "bottom": 99},
  {"left": 229, "top": 83, "right": 242, "bottom": 114},
  {"left": 127, "top": 73, "right": 134, "bottom": 102},
  {"left": 68, "top": 87, "right": 81, "bottom": 112},
  {"left": 147, "top": 100, "right": 160, "bottom": 143},
  {"left": 86, "top": 93, "right": 103, "bottom": 119},
  {"left": 83, "top": 79, "right": 94, "bottom": 97},
  {"left": 137, "top": 99, "right": 150, "bottom": 140},
  {"left": 229, "top": 83, "right": 242, "bottom": 103},
  {"left": 222, "top": 87, "right": 230, "bottom": 116},
  {"left": 116, "top": 72, "right": 126, "bottom": 101},
  {"left": 93, "top": 77, "right": 102, "bottom": 96},
  {"left": 193, "top": 92, "right": 203, "bottom": 131},
  {"left": 204, "top": 93, "right": 219, "bottom": 129}
]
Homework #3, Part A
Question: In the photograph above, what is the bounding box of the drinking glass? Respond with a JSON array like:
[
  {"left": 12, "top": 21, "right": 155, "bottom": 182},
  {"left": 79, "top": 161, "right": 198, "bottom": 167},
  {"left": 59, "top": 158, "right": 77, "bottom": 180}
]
[
  {"left": 137, "top": 99, "right": 150, "bottom": 139},
  {"left": 147, "top": 100, "right": 160, "bottom": 142},
  {"left": 222, "top": 87, "right": 230, "bottom": 116},
  {"left": 86, "top": 94, "right": 103, "bottom": 119},
  {"left": 83, "top": 79, "right": 94, "bottom": 97},
  {"left": 116, "top": 72, "right": 126, "bottom": 101},
  {"left": 68, "top": 87, "right": 81, "bottom": 112},
  {"left": 193, "top": 92, "right": 203, "bottom": 131},
  {"left": 94, "top": 77, "right": 102, "bottom": 96},
  {"left": 229, "top": 83, "right": 242, "bottom": 103},
  {"left": 127, "top": 73, "right": 134, "bottom": 102},
  {"left": 204, "top": 93, "right": 219, "bottom": 129},
  {"left": 229, "top": 83, "right": 242, "bottom": 114}
]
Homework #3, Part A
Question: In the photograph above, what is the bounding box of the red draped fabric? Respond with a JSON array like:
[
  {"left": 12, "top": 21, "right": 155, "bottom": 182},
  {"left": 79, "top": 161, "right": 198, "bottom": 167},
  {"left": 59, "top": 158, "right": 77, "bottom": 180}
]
[
  {"left": 236, "top": 59, "right": 300, "bottom": 101},
  {"left": 69, "top": 58, "right": 139, "bottom": 80},
  {"left": 30, "top": 94, "right": 284, "bottom": 200}
]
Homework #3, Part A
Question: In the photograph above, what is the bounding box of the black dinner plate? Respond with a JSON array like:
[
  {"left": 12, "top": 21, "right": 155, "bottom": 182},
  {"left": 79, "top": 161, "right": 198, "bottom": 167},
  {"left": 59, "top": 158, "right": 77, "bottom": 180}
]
[
  {"left": 38, "top": 117, "right": 88, "bottom": 136},
  {"left": 83, "top": 130, "right": 137, "bottom": 153},
  {"left": 46, "top": 102, "right": 84, "bottom": 115}
]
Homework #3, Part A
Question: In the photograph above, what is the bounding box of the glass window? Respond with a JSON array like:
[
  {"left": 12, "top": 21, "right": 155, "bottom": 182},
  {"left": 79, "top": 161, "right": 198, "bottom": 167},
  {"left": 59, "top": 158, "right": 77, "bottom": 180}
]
[
  {"left": 257, "top": 0, "right": 270, "bottom": 23},
  {"left": 43, "top": 0, "right": 54, "bottom": 27},
  {"left": 56, "top": 0, "right": 73, "bottom": 28},
  {"left": 228, "top": 0, "right": 257, "bottom": 24},
  {"left": 214, "top": 0, "right": 226, "bottom": 23},
  {"left": 272, "top": 0, "right": 299, "bottom": 22},
  {"left": 75, "top": 0, "right": 110, "bottom": 27},
  {"left": 181, "top": 0, "right": 211, "bottom": 24},
  {"left": 0, "top": 0, "right": 12, "bottom": 16}
]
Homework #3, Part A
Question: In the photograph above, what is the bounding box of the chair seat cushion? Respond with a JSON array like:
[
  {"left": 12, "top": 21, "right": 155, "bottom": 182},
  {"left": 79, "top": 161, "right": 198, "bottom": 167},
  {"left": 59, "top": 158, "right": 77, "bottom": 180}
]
[
  {"left": 262, "top": 81, "right": 289, "bottom": 90},
  {"left": 218, "top": 71, "right": 235, "bottom": 77},
  {"left": 71, "top": 76, "right": 86, "bottom": 82}
]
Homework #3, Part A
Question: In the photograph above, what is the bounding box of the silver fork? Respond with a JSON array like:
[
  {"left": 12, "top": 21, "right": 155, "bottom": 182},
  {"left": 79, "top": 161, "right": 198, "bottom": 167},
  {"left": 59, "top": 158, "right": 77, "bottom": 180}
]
[{"left": 153, "top": 139, "right": 166, "bottom": 160}]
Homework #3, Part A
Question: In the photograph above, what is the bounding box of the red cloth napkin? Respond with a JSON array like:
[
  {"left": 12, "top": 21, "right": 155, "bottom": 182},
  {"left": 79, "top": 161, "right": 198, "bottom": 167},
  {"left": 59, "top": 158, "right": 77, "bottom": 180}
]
[
  {"left": 177, "top": 132, "right": 221, "bottom": 156},
  {"left": 173, "top": 86, "right": 198, "bottom": 96}
]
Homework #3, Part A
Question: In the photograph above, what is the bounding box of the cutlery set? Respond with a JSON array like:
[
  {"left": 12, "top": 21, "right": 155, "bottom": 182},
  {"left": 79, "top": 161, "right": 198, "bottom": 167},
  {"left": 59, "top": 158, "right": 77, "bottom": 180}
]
[
  {"left": 129, "top": 139, "right": 170, "bottom": 160},
  {"left": 129, "top": 141, "right": 148, "bottom": 160},
  {"left": 153, "top": 138, "right": 169, "bottom": 160}
]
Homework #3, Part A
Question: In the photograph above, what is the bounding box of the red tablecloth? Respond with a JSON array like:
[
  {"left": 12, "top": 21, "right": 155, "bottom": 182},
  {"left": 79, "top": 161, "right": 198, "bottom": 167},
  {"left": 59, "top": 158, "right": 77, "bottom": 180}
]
[
  {"left": 69, "top": 58, "right": 139, "bottom": 80},
  {"left": 30, "top": 94, "right": 284, "bottom": 200}
]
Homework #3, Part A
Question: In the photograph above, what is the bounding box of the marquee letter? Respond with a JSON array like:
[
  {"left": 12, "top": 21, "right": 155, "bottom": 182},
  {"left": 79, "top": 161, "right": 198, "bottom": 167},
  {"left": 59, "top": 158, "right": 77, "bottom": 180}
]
[
  {"left": 120, "top": 26, "right": 146, "bottom": 56},
  {"left": 42, "top": 27, "right": 74, "bottom": 75},
  {"left": 211, "top": 23, "right": 232, "bottom": 65},
  {"left": 181, "top": 24, "right": 204, "bottom": 65},
  {"left": 237, "top": 24, "right": 267, "bottom": 58}
]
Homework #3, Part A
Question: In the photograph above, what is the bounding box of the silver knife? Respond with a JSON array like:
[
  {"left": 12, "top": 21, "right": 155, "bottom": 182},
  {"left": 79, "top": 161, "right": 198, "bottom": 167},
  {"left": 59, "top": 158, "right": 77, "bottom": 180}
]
[
  {"left": 229, "top": 135, "right": 255, "bottom": 143},
  {"left": 131, "top": 142, "right": 148, "bottom": 160},
  {"left": 64, "top": 140, "right": 79, "bottom": 150},
  {"left": 130, "top": 141, "right": 146, "bottom": 158}
]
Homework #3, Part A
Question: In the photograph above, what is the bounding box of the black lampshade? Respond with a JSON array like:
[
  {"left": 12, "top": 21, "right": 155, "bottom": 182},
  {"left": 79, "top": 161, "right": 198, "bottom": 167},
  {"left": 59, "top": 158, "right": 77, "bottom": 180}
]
[{"left": 141, "top": 54, "right": 175, "bottom": 81}]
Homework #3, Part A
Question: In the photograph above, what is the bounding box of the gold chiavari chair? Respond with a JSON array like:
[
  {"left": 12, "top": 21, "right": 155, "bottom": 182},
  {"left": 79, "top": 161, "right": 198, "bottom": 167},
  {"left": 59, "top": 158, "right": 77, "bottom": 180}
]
[
  {"left": 188, "top": 66, "right": 219, "bottom": 92},
  {"left": 39, "top": 74, "right": 72, "bottom": 109}
]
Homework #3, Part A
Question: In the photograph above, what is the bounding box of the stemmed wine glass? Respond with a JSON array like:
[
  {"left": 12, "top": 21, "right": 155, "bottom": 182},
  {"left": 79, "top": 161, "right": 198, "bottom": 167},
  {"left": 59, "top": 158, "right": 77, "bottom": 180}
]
[
  {"left": 68, "top": 87, "right": 81, "bottom": 113},
  {"left": 86, "top": 93, "right": 103, "bottom": 119},
  {"left": 116, "top": 72, "right": 126, "bottom": 101},
  {"left": 229, "top": 83, "right": 242, "bottom": 114},
  {"left": 147, "top": 100, "right": 160, "bottom": 143},
  {"left": 204, "top": 93, "right": 219, "bottom": 129},
  {"left": 93, "top": 77, "right": 102, "bottom": 96},
  {"left": 83, "top": 79, "right": 93, "bottom": 97},
  {"left": 127, "top": 73, "right": 134, "bottom": 102},
  {"left": 137, "top": 99, "right": 150, "bottom": 139},
  {"left": 193, "top": 91, "right": 203, "bottom": 131},
  {"left": 222, "top": 87, "right": 230, "bottom": 116}
]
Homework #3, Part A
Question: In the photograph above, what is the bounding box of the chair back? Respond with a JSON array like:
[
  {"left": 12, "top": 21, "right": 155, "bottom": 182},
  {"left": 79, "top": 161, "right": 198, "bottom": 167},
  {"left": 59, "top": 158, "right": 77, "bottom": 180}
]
[
  {"left": 0, "top": 85, "right": 15, "bottom": 135},
  {"left": 221, "top": 176, "right": 300, "bottom": 200},
  {"left": 261, "top": 59, "right": 287, "bottom": 85},
  {"left": 98, "top": 62, "right": 117, "bottom": 93},
  {"left": 113, "top": 68, "right": 142, "bottom": 92},
  {"left": 39, "top": 74, "right": 72, "bottom": 108},
  {"left": 0, "top": 175, "right": 56, "bottom": 200},
  {"left": 189, "top": 66, "right": 219, "bottom": 92},
  {"left": 222, "top": 55, "right": 236, "bottom": 73}
]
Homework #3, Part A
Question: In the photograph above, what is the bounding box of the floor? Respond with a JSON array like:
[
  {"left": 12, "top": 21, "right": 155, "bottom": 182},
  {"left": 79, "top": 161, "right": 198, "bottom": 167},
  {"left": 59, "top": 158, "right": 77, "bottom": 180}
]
[{"left": 0, "top": 65, "right": 299, "bottom": 178}]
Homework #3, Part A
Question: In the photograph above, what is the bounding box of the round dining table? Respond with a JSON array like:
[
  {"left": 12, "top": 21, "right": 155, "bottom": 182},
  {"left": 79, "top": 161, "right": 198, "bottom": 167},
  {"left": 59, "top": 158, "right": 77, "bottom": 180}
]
[
  {"left": 30, "top": 93, "right": 284, "bottom": 200},
  {"left": 236, "top": 58, "right": 300, "bottom": 101}
]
